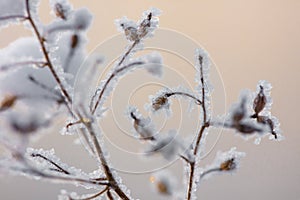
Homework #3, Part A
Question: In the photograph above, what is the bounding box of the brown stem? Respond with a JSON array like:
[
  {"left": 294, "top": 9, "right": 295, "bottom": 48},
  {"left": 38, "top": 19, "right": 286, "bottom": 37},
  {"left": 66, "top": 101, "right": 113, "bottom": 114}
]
[
  {"left": 0, "top": 15, "right": 27, "bottom": 21},
  {"left": 117, "top": 40, "right": 139, "bottom": 66},
  {"left": 83, "top": 122, "right": 130, "bottom": 200},
  {"left": 106, "top": 189, "right": 114, "bottom": 200},
  {"left": 31, "top": 153, "right": 70, "bottom": 175},
  {"left": 165, "top": 91, "right": 202, "bottom": 105},
  {"left": 69, "top": 186, "right": 109, "bottom": 200},
  {"left": 22, "top": 2, "right": 129, "bottom": 199},
  {"left": 90, "top": 61, "right": 144, "bottom": 114},
  {"left": 199, "top": 168, "right": 221, "bottom": 180},
  {"left": 10, "top": 164, "right": 109, "bottom": 187},
  {"left": 0, "top": 61, "right": 47, "bottom": 71},
  {"left": 187, "top": 162, "right": 195, "bottom": 200},
  {"left": 25, "top": 0, "right": 72, "bottom": 105},
  {"left": 186, "top": 55, "right": 210, "bottom": 200}
]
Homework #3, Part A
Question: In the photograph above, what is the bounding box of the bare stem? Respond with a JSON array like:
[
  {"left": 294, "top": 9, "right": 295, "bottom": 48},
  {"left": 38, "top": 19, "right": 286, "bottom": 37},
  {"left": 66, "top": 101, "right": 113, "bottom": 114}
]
[{"left": 90, "top": 61, "right": 144, "bottom": 114}]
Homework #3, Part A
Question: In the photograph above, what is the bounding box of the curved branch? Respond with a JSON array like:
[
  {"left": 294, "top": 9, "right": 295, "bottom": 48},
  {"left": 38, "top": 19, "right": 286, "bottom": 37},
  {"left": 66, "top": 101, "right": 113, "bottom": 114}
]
[
  {"left": 165, "top": 91, "right": 202, "bottom": 105},
  {"left": 31, "top": 153, "right": 70, "bottom": 175}
]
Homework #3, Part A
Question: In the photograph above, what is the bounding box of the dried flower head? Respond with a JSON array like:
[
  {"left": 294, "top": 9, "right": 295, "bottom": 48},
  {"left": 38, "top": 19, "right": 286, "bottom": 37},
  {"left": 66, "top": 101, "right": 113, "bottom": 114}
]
[
  {"left": 150, "top": 171, "right": 176, "bottom": 196},
  {"left": 0, "top": 94, "right": 18, "bottom": 112},
  {"left": 220, "top": 158, "right": 236, "bottom": 171},
  {"left": 152, "top": 95, "right": 168, "bottom": 111},
  {"left": 253, "top": 85, "right": 267, "bottom": 116},
  {"left": 54, "top": 3, "right": 67, "bottom": 20}
]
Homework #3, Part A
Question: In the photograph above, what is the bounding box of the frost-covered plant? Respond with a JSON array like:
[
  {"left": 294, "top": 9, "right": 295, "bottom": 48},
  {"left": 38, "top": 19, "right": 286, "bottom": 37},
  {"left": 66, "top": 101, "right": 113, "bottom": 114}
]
[{"left": 0, "top": 1, "right": 282, "bottom": 200}]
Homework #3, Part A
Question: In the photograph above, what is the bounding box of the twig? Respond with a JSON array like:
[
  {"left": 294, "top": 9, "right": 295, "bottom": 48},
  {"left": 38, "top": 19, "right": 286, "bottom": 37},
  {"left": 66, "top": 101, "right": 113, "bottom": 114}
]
[
  {"left": 199, "top": 168, "right": 221, "bottom": 179},
  {"left": 90, "top": 61, "right": 144, "bottom": 114},
  {"left": 0, "top": 61, "right": 47, "bottom": 71},
  {"left": 31, "top": 153, "right": 70, "bottom": 175},
  {"left": 117, "top": 40, "right": 139, "bottom": 66},
  {"left": 69, "top": 186, "right": 109, "bottom": 200},
  {"left": 0, "top": 15, "right": 27, "bottom": 21},
  {"left": 25, "top": 0, "right": 72, "bottom": 106},
  {"left": 28, "top": 75, "right": 61, "bottom": 97},
  {"left": 82, "top": 121, "right": 130, "bottom": 200},
  {"left": 106, "top": 189, "right": 114, "bottom": 200},
  {"left": 165, "top": 91, "right": 202, "bottom": 105},
  {"left": 186, "top": 54, "right": 210, "bottom": 200}
]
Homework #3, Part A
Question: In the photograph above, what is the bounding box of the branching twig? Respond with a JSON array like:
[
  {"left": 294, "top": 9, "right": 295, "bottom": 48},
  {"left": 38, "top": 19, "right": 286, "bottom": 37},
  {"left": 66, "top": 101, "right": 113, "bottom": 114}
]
[
  {"left": 90, "top": 61, "right": 144, "bottom": 114},
  {"left": 25, "top": 0, "right": 72, "bottom": 106},
  {"left": 165, "top": 91, "right": 202, "bottom": 105},
  {"left": 186, "top": 55, "right": 210, "bottom": 200}
]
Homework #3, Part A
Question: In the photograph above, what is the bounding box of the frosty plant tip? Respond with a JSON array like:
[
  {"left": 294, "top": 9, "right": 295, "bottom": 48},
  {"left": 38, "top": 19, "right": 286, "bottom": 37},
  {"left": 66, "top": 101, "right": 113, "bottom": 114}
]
[{"left": 0, "top": 0, "right": 282, "bottom": 200}]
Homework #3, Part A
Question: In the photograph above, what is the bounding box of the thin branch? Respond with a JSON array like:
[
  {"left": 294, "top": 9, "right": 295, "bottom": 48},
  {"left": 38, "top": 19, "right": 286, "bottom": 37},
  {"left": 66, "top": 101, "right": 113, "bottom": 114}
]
[
  {"left": 165, "top": 91, "right": 202, "bottom": 105},
  {"left": 90, "top": 61, "right": 144, "bottom": 114},
  {"left": 0, "top": 15, "right": 27, "bottom": 21},
  {"left": 25, "top": 0, "right": 72, "bottom": 106},
  {"left": 106, "top": 189, "right": 114, "bottom": 200},
  {"left": 69, "top": 186, "right": 109, "bottom": 200},
  {"left": 186, "top": 55, "right": 210, "bottom": 200},
  {"left": 28, "top": 75, "right": 61, "bottom": 97},
  {"left": 31, "top": 153, "right": 70, "bottom": 175},
  {"left": 82, "top": 121, "right": 130, "bottom": 200},
  {"left": 0, "top": 61, "right": 47, "bottom": 71},
  {"left": 117, "top": 40, "right": 139, "bottom": 66},
  {"left": 199, "top": 168, "right": 221, "bottom": 180},
  {"left": 180, "top": 155, "right": 192, "bottom": 163},
  {"left": 14, "top": 152, "right": 109, "bottom": 188}
]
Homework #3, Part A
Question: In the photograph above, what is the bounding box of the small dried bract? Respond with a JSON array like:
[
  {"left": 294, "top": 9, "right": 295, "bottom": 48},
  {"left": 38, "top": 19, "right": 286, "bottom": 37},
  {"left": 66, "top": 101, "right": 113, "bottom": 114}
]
[
  {"left": 152, "top": 95, "right": 168, "bottom": 111},
  {"left": 0, "top": 94, "right": 18, "bottom": 112},
  {"left": 54, "top": 3, "right": 67, "bottom": 20},
  {"left": 253, "top": 85, "right": 267, "bottom": 116},
  {"left": 220, "top": 158, "right": 236, "bottom": 171}
]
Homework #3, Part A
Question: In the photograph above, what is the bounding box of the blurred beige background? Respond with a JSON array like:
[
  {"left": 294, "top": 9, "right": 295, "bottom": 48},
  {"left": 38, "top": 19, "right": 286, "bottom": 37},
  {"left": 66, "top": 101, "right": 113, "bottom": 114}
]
[{"left": 0, "top": 0, "right": 299, "bottom": 199}]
